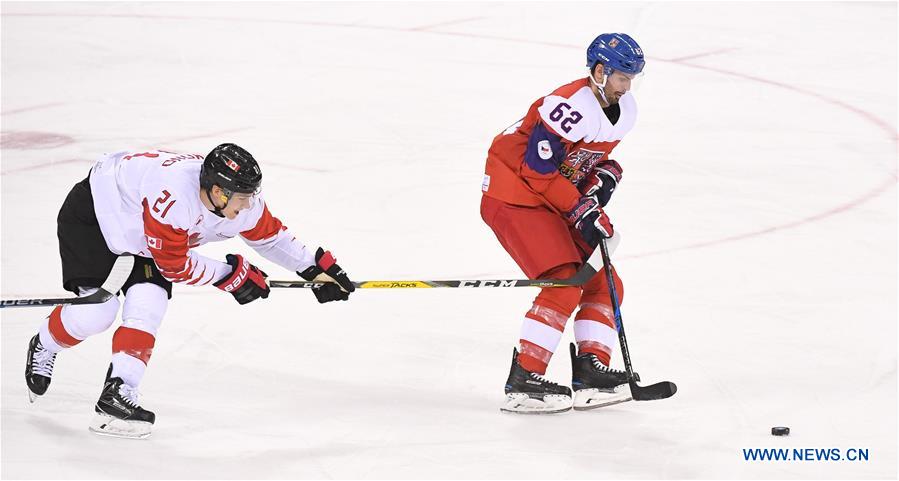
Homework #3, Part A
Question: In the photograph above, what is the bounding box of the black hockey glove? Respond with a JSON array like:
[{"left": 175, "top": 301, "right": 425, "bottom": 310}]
[
  {"left": 298, "top": 248, "right": 355, "bottom": 303},
  {"left": 214, "top": 254, "right": 270, "bottom": 305}
]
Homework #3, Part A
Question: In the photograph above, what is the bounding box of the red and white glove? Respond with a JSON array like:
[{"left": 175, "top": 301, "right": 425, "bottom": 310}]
[
  {"left": 214, "top": 254, "right": 270, "bottom": 305},
  {"left": 565, "top": 195, "right": 614, "bottom": 248},
  {"left": 582, "top": 159, "right": 623, "bottom": 207}
]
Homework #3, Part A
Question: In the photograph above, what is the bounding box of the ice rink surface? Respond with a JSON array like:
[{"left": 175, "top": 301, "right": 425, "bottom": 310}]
[{"left": 1, "top": 1, "right": 896, "bottom": 479}]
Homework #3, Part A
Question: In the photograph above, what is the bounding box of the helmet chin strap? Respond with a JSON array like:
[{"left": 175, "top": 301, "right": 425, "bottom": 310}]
[
  {"left": 205, "top": 189, "right": 230, "bottom": 218},
  {"left": 589, "top": 71, "right": 610, "bottom": 104}
]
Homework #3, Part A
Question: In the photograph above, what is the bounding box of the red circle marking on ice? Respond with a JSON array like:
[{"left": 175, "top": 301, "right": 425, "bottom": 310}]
[{"left": 2, "top": 11, "right": 896, "bottom": 256}]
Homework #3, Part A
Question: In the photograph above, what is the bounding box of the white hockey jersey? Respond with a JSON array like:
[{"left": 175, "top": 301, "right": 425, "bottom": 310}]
[{"left": 89, "top": 150, "right": 315, "bottom": 285}]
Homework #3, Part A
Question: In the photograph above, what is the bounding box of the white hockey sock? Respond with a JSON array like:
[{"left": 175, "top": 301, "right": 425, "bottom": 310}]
[
  {"left": 110, "top": 352, "right": 146, "bottom": 387},
  {"left": 38, "top": 322, "right": 65, "bottom": 354}
]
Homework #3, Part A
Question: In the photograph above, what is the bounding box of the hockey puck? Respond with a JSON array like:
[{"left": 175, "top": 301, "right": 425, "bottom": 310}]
[{"left": 771, "top": 426, "right": 790, "bottom": 436}]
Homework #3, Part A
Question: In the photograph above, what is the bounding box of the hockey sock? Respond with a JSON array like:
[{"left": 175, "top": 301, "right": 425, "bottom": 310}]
[
  {"left": 575, "top": 264, "right": 624, "bottom": 366},
  {"left": 39, "top": 288, "right": 121, "bottom": 352},
  {"left": 520, "top": 302, "right": 569, "bottom": 374},
  {"left": 517, "top": 264, "right": 580, "bottom": 374},
  {"left": 110, "top": 353, "right": 147, "bottom": 387},
  {"left": 574, "top": 303, "right": 617, "bottom": 366},
  {"left": 111, "top": 327, "right": 155, "bottom": 386},
  {"left": 44, "top": 305, "right": 82, "bottom": 350}
]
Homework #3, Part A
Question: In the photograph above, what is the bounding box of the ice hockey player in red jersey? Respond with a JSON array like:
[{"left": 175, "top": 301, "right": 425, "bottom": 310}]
[
  {"left": 24, "top": 143, "right": 355, "bottom": 438},
  {"left": 480, "top": 33, "right": 645, "bottom": 413}
]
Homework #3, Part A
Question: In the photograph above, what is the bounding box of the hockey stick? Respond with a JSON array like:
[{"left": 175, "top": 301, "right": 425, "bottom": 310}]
[
  {"left": 0, "top": 255, "right": 135, "bottom": 309},
  {"left": 269, "top": 247, "right": 605, "bottom": 289},
  {"left": 598, "top": 238, "right": 677, "bottom": 401}
]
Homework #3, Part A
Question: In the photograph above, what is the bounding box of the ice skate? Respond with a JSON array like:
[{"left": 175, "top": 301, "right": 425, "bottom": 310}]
[
  {"left": 501, "top": 348, "right": 572, "bottom": 414},
  {"left": 25, "top": 334, "right": 57, "bottom": 403},
  {"left": 89, "top": 373, "right": 155, "bottom": 439},
  {"left": 570, "top": 343, "right": 638, "bottom": 410}
]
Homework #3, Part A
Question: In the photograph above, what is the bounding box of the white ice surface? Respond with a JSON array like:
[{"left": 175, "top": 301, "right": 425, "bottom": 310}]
[{"left": 1, "top": 2, "right": 896, "bottom": 479}]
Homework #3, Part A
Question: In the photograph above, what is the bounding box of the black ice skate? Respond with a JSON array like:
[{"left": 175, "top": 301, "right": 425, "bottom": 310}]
[
  {"left": 89, "top": 373, "right": 155, "bottom": 439},
  {"left": 501, "top": 348, "right": 572, "bottom": 414},
  {"left": 570, "top": 343, "right": 639, "bottom": 410},
  {"left": 25, "top": 334, "right": 57, "bottom": 403}
]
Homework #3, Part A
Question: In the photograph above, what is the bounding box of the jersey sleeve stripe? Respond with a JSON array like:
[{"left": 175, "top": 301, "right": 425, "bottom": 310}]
[{"left": 240, "top": 204, "right": 284, "bottom": 242}]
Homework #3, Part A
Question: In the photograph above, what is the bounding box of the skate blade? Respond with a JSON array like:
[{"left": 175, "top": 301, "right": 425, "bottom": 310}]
[
  {"left": 27, "top": 390, "right": 39, "bottom": 404},
  {"left": 573, "top": 387, "right": 632, "bottom": 411},
  {"left": 500, "top": 393, "right": 572, "bottom": 415},
  {"left": 89, "top": 413, "right": 152, "bottom": 439}
]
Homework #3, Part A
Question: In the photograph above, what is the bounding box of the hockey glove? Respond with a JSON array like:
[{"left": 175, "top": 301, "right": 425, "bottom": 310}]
[
  {"left": 214, "top": 254, "right": 270, "bottom": 305},
  {"left": 565, "top": 195, "right": 614, "bottom": 249},
  {"left": 583, "top": 159, "right": 623, "bottom": 207},
  {"left": 298, "top": 247, "right": 355, "bottom": 303}
]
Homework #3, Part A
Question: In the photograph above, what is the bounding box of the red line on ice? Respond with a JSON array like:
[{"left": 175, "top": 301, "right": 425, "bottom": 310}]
[
  {"left": 153, "top": 127, "right": 254, "bottom": 147},
  {"left": 408, "top": 17, "right": 485, "bottom": 31},
  {"left": 0, "top": 158, "right": 89, "bottom": 175},
  {"left": 664, "top": 48, "right": 741, "bottom": 62},
  {"left": 666, "top": 61, "right": 898, "bottom": 144}
]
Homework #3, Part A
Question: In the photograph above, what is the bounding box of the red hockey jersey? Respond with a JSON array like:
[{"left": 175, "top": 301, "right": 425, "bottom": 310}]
[{"left": 482, "top": 77, "right": 636, "bottom": 213}]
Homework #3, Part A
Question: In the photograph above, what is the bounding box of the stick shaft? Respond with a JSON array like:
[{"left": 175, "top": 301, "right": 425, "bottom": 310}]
[
  {"left": 598, "top": 238, "right": 636, "bottom": 379},
  {"left": 270, "top": 248, "right": 605, "bottom": 289},
  {"left": 271, "top": 278, "right": 580, "bottom": 289}
]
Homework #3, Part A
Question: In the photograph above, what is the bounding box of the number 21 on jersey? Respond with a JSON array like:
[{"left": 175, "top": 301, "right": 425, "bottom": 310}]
[{"left": 152, "top": 190, "right": 177, "bottom": 219}]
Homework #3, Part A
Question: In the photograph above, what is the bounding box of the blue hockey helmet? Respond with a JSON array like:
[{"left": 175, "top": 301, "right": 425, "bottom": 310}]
[{"left": 586, "top": 33, "right": 645, "bottom": 77}]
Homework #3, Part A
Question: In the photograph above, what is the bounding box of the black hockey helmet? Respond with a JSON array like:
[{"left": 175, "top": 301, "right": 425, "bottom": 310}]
[{"left": 200, "top": 143, "right": 262, "bottom": 195}]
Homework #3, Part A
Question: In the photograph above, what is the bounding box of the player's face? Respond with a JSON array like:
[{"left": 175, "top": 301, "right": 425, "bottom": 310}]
[
  {"left": 222, "top": 192, "right": 255, "bottom": 219},
  {"left": 603, "top": 71, "right": 637, "bottom": 104},
  {"left": 209, "top": 185, "right": 255, "bottom": 219}
]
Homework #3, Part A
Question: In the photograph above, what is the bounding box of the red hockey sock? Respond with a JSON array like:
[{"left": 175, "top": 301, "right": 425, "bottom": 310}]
[
  {"left": 517, "top": 264, "right": 580, "bottom": 374},
  {"left": 111, "top": 327, "right": 155, "bottom": 364}
]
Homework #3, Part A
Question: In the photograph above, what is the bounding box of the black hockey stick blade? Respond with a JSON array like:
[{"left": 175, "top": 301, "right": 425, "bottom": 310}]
[
  {"left": 270, "top": 247, "right": 605, "bottom": 289},
  {"left": 630, "top": 380, "right": 678, "bottom": 401},
  {"left": 1, "top": 255, "right": 134, "bottom": 309}
]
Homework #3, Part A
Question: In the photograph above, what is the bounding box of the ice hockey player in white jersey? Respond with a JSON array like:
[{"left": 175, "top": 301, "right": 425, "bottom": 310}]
[{"left": 24, "top": 143, "right": 355, "bottom": 438}]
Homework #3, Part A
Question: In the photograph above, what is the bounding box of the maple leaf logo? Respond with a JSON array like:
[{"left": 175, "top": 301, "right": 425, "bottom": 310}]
[{"left": 187, "top": 232, "right": 203, "bottom": 248}]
